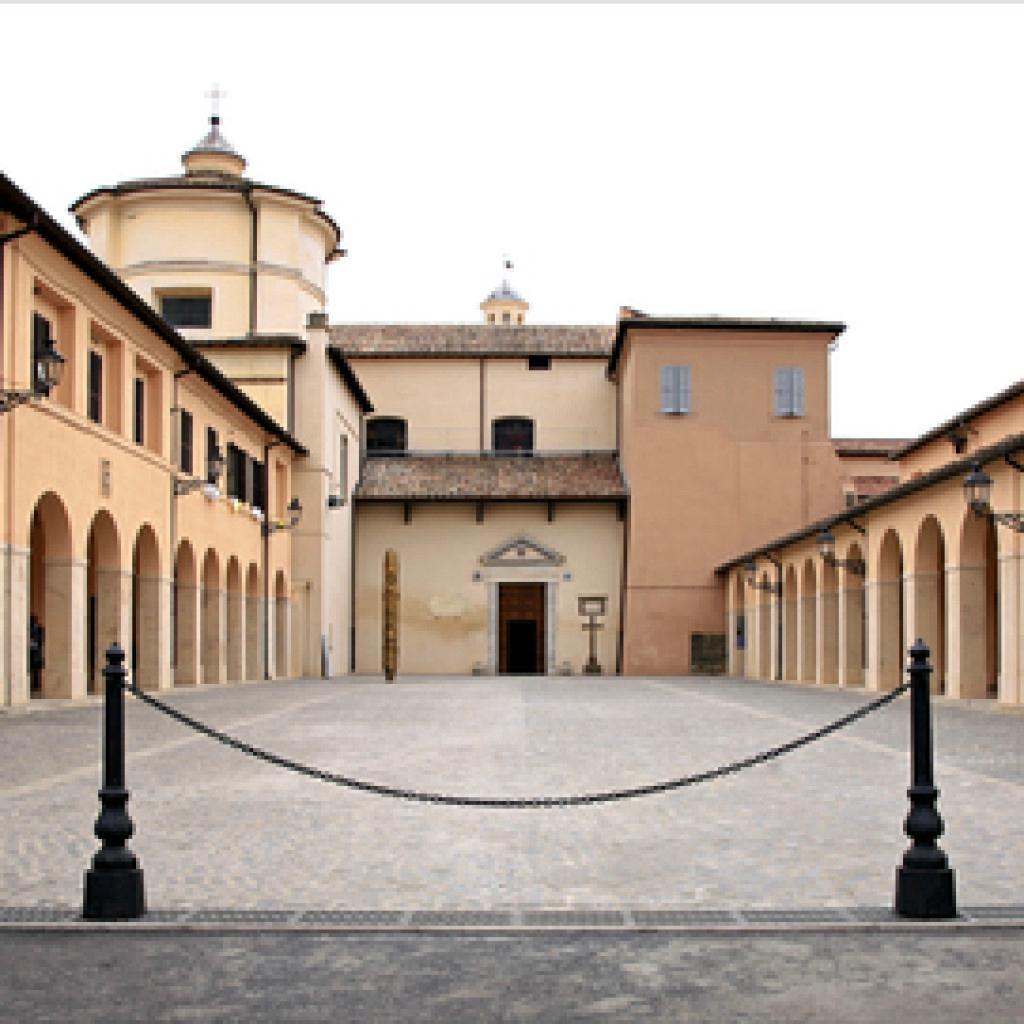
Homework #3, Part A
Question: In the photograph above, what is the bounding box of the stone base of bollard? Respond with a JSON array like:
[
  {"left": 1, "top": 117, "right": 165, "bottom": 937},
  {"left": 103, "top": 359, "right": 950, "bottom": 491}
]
[
  {"left": 83, "top": 868, "right": 146, "bottom": 921},
  {"left": 894, "top": 867, "right": 956, "bottom": 920}
]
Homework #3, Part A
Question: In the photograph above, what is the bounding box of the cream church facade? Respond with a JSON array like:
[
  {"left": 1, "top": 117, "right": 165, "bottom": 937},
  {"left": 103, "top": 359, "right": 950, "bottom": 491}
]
[{"left": 3, "top": 114, "right": 1024, "bottom": 707}]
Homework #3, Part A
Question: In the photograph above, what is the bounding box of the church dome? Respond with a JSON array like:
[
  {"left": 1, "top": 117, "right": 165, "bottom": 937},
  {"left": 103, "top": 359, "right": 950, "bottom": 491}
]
[
  {"left": 487, "top": 280, "right": 524, "bottom": 303},
  {"left": 181, "top": 116, "right": 247, "bottom": 176}
]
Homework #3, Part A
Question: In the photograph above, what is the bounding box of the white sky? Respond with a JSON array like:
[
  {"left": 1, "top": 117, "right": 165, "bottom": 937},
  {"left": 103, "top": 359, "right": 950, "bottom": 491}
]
[{"left": 4, "top": 3, "right": 1023, "bottom": 440}]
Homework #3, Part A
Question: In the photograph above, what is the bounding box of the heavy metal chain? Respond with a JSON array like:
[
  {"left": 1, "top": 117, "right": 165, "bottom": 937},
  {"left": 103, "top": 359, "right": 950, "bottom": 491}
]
[{"left": 127, "top": 681, "right": 910, "bottom": 809}]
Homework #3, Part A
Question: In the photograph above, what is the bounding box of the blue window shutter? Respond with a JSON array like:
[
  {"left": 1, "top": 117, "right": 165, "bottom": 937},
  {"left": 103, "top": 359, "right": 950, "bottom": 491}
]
[
  {"left": 774, "top": 368, "right": 790, "bottom": 416},
  {"left": 792, "top": 368, "right": 806, "bottom": 416},
  {"left": 660, "top": 366, "right": 676, "bottom": 413},
  {"left": 678, "top": 365, "right": 691, "bottom": 414}
]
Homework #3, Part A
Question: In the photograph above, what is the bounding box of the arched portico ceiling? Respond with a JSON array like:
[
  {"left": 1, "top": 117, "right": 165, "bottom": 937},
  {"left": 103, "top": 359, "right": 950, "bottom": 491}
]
[
  {"left": 87, "top": 509, "right": 120, "bottom": 570},
  {"left": 29, "top": 491, "right": 72, "bottom": 559},
  {"left": 480, "top": 534, "right": 566, "bottom": 568}
]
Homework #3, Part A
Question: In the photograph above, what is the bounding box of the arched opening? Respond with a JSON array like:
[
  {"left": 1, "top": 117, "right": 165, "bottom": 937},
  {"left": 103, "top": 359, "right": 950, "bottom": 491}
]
[
  {"left": 955, "top": 510, "right": 999, "bottom": 698},
  {"left": 841, "top": 541, "right": 866, "bottom": 687},
  {"left": 131, "top": 524, "right": 161, "bottom": 691},
  {"left": 274, "top": 570, "right": 288, "bottom": 678},
  {"left": 201, "top": 549, "right": 222, "bottom": 684},
  {"left": 731, "top": 573, "right": 745, "bottom": 677},
  {"left": 174, "top": 540, "right": 199, "bottom": 686},
  {"left": 913, "top": 516, "right": 947, "bottom": 695},
  {"left": 875, "top": 529, "right": 904, "bottom": 691},
  {"left": 28, "top": 492, "right": 74, "bottom": 699},
  {"left": 819, "top": 557, "right": 839, "bottom": 685},
  {"left": 799, "top": 558, "right": 817, "bottom": 683},
  {"left": 245, "top": 563, "right": 261, "bottom": 680},
  {"left": 757, "top": 574, "right": 772, "bottom": 679},
  {"left": 783, "top": 564, "right": 798, "bottom": 680},
  {"left": 226, "top": 556, "right": 243, "bottom": 682},
  {"left": 86, "top": 510, "right": 121, "bottom": 695}
]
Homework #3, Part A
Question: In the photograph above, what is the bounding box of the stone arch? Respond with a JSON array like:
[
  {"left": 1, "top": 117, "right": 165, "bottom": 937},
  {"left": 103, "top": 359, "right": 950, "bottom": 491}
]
[
  {"left": 131, "top": 524, "right": 161, "bottom": 691},
  {"left": 783, "top": 564, "right": 798, "bottom": 681},
  {"left": 799, "top": 558, "right": 817, "bottom": 683},
  {"left": 28, "top": 492, "right": 74, "bottom": 699},
  {"left": 226, "top": 556, "right": 243, "bottom": 682},
  {"left": 174, "top": 539, "right": 199, "bottom": 685},
  {"left": 952, "top": 509, "right": 998, "bottom": 698},
  {"left": 201, "top": 548, "right": 223, "bottom": 684},
  {"left": 874, "top": 529, "right": 904, "bottom": 691},
  {"left": 274, "top": 569, "right": 289, "bottom": 679},
  {"left": 841, "top": 540, "right": 866, "bottom": 687},
  {"left": 245, "top": 563, "right": 261, "bottom": 680},
  {"left": 912, "top": 515, "right": 947, "bottom": 694},
  {"left": 819, "top": 556, "right": 839, "bottom": 685},
  {"left": 86, "top": 509, "right": 121, "bottom": 695}
]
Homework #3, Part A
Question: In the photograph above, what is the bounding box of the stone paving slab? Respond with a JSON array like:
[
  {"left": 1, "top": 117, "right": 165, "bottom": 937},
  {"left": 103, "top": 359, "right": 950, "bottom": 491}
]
[{"left": 1, "top": 675, "right": 1022, "bottom": 912}]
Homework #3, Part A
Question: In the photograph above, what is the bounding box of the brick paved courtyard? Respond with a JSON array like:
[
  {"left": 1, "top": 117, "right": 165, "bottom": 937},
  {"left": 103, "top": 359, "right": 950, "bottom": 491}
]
[{"left": 1, "top": 675, "right": 1022, "bottom": 912}]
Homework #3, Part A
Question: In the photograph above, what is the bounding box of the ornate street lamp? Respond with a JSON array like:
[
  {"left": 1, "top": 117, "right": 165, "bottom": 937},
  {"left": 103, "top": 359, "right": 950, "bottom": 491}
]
[
  {"left": 0, "top": 326, "right": 66, "bottom": 413},
  {"left": 964, "top": 461, "right": 1024, "bottom": 532},
  {"left": 816, "top": 528, "right": 866, "bottom": 575}
]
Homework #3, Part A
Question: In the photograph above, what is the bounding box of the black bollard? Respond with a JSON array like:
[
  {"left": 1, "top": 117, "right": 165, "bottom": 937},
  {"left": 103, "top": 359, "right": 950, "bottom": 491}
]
[
  {"left": 894, "top": 639, "right": 956, "bottom": 919},
  {"left": 83, "top": 642, "right": 145, "bottom": 920}
]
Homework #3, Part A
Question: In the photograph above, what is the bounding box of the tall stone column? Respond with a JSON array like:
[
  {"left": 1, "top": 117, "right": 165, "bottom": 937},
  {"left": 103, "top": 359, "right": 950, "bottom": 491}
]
[
  {"left": 946, "top": 565, "right": 986, "bottom": 699},
  {"left": 245, "top": 596, "right": 262, "bottom": 680},
  {"left": 906, "top": 570, "right": 942, "bottom": 695},
  {"left": 275, "top": 597, "right": 291, "bottom": 679},
  {"left": 2, "top": 546, "right": 31, "bottom": 707},
  {"left": 782, "top": 596, "right": 797, "bottom": 681},
  {"left": 227, "top": 588, "right": 244, "bottom": 682},
  {"left": 95, "top": 570, "right": 131, "bottom": 694},
  {"left": 769, "top": 593, "right": 781, "bottom": 681},
  {"left": 838, "top": 578, "right": 865, "bottom": 688},
  {"left": 133, "top": 574, "right": 167, "bottom": 692},
  {"left": 175, "top": 584, "right": 201, "bottom": 686},
  {"left": 45, "top": 558, "right": 87, "bottom": 699},
  {"left": 999, "top": 553, "right": 1022, "bottom": 706},
  {"left": 866, "top": 578, "right": 903, "bottom": 692},
  {"left": 797, "top": 586, "right": 816, "bottom": 684},
  {"left": 816, "top": 587, "right": 838, "bottom": 685},
  {"left": 201, "top": 586, "right": 226, "bottom": 684}
]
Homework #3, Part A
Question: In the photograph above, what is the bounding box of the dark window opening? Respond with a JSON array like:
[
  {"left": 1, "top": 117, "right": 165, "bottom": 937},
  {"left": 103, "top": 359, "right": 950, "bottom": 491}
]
[
  {"left": 32, "top": 313, "right": 53, "bottom": 395},
  {"left": 252, "top": 460, "right": 266, "bottom": 512},
  {"left": 226, "top": 443, "right": 248, "bottom": 500},
  {"left": 528, "top": 355, "right": 551, "bottom": 371},
  {"left": 492, "top": 417, "right": 534, "bottom": 454},
  {"left": 366, "top": 417, "right": 408, "bottom": 455},
  {"left": 133, "top": 377, "right": 145, "bottom": 445},
  {"left": 88, "top": 351, "right": 103, "bottom": 424},
  {"left": 179, "top": 410, "right": 193, "bottom": 475},
  {"left": 206, "top": 427, "right": 219, "bottom": 485},
  {"left": 160, "top": 294, "right": 212, "bottom": 329}
]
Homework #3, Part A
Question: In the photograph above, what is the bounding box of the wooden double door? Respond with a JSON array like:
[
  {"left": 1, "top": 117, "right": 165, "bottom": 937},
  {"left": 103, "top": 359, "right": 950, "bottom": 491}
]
[{"left": 498, "top": 583, "right": 546, "bottom": 674}]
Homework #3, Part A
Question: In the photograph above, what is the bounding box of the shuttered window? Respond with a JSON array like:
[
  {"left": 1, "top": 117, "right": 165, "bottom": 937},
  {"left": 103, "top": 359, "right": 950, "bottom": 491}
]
[
  {"left": 179, "top": 410, "right": 193, "bottom": 475},
  {"left": 88, "top": 351, "right": 103, "bottom": 424},
  {"left": 252, "top": 460, "right": 266, "bottom": 513},
  {"left": 773, "top": 367, "right": 806, "bottom": 417},
  {"left": 660, "top": 365, "right": 691, "bottom": 415},
  {"left": 226, "top": 443, "right": 246, "bottom": 500},
  {"left": 32, "top": 313, "right": 52, "bottom": 394}
]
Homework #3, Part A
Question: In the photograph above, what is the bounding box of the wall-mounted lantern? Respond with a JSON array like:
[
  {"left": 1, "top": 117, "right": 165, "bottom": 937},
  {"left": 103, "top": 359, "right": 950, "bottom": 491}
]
[
  {"left": 965, "top": 460, "right": 1024, "bottom": 532},
  {"left": 816, "top": 529, "right": 866, "bottom": 575},
  {"left": 0, "top": 319, "right": 65, "bottom": 413},
  {"left": 263, "top": 497, "right": 303, "bottom": 536},
  {"left": 175, "top": 442, "right": 225, "bottom": 497}
]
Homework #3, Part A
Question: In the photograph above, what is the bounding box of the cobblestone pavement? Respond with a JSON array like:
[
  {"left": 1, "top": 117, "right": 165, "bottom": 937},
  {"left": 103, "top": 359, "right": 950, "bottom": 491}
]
[{"left": 1, "top": 675, "right": 1022, "bottom": 911}]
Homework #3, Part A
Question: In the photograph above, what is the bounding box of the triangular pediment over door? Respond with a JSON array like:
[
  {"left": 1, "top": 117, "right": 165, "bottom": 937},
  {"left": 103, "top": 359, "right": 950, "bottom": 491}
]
[{"left": 480, "top": 534, "right": 566, "bottom": 568}]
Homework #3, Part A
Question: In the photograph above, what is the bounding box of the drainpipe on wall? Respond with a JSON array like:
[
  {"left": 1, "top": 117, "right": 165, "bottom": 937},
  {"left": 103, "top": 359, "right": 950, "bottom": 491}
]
[
  {"left": 263, "top": 441, "right": 281, "bottom": 680},
  {"left": 350, "top": 409, "right": 365, "bottom": 674},
  {"left": 243, "top": 187, "right": 258, "bottom": 337}
]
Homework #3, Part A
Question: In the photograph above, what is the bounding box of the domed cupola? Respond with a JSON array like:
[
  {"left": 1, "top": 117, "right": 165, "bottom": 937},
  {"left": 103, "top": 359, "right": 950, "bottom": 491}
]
[
  {"left": 481, "top": 259, "right": 528, "bottom": 325},
  {"left": 181, "top": 115, "right": 247, "bottom": 177}
]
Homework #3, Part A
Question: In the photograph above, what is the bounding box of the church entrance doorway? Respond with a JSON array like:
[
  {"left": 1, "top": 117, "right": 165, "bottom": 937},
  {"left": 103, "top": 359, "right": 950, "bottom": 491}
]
[{"left": 498, "top": 583, "right": 546, "bottom": 674}]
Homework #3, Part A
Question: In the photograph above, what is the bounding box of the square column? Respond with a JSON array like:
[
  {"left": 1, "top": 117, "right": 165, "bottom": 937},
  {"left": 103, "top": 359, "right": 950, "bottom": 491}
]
[
  {"left": 1000, "top": 553, "right": 1022, "bottom": 706},
  {"left": 816, "top": 588, "right": 838, "bottom": 685},
  {"left": 2, "top": 546, "right": 30, "bottom": 707},
  {"left": 174, "top": 584, "right": 201, "bottom": 686},
  {"left": 45, "top": 558, "right": 88, "bottom": 699},
  {"left": 838, "top": 578, "right": 865, "bottom": 688}
]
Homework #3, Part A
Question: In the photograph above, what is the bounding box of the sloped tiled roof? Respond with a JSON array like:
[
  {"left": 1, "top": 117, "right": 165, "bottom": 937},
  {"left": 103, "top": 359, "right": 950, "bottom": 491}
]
[
  {"left": 356, "top": 453, "right": 627, "bottom": 500},
  {"left": 849, "top": 474, "right": 900, "bottom": 497},
  {"left": 330, "top": 324, "right": 614, "bottom": 358},
  {"left": 833, "top": 438, "right": 911, "bottom": 457}
]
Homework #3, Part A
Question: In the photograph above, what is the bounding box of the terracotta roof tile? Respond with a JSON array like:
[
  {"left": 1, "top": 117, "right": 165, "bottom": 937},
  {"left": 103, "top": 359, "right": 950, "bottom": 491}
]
[
  {"left": 849, "top": 474, "right": 900, "bottom": 496},
  {"left": 355, "top": 453, "right": 627, "bottom": 500},
  {"left": 330, "top": 324, "right": 614, "bottom": 358}
]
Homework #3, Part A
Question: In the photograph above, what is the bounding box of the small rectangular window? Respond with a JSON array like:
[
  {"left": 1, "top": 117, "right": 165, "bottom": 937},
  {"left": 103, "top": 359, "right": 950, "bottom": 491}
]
[
  {"left": 252, "top": 460, "right": 266, "bottom": 513},
  {"left": 528, "top": 355, "right": 551, "bottom": 371},
  {"left": 660, "top": 365, "right": 691, "bottom": 414},
  {"left": 774, "top": 367, "right": 806, "bottom": 417},
  {"left": 32, "top": 313, "right": 52, "bottom": 395},
  {"left": 206, "top": 427, "right": 219, "bottom": 485},
  {"left": 226, "top": 443, "right": 243, "bottom": 499},
  {"left": 88, "top": 351, "right": 103, "bottom": 424},
  {"left": 133, "top": 377, "right": 145, "bottom": 445},
  {"left": 160, "top": 293, "right": 212, "bottom": 329},
  {"left": 245, "top": 455, "right": 256, "bottom": 506},
  {"left": 179, "top": 410, "right": 194, "bottom": 474}
]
